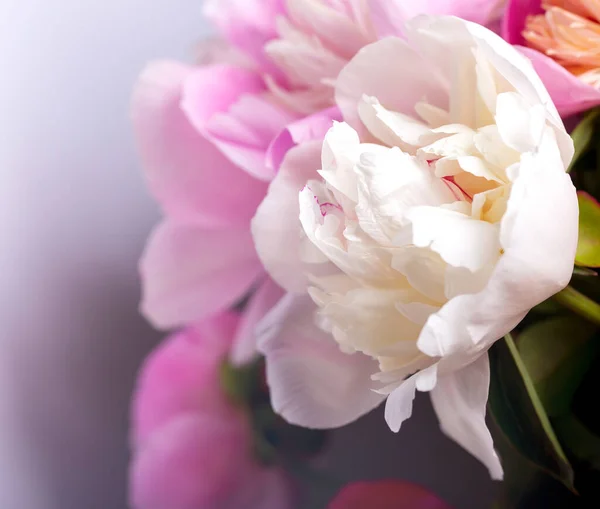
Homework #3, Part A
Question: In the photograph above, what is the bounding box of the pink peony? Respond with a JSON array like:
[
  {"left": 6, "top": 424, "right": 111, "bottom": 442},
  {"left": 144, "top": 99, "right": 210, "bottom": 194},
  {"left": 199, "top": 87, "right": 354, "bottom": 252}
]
[
  {"left": 129, "top": 311, "right": 294, "bottom": 509},
  {"left": 134, "top": 0, "right": 503, "bottom": 351},
  {"left": 503, "top": 0, "right": 600, "bottom": 116}
]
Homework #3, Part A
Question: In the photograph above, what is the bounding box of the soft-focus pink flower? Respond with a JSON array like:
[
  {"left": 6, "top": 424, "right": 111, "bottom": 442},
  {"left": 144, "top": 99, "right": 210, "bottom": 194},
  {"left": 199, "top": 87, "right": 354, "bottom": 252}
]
[
  {"left": 503, "top": 0, "right": 600, "bottom": 116},
  {"left": 207, "top": 0, "right": 505, "bottom": 115},
  {"left": 129, "top": 312, "right": 294, "bottom": 509},
  {"left": 133, "top": 60, "right": 334, "bottom": 337},
  {"left": 135, "top": 0, "right": 506, "bottom": 336},
  {"left": 328, "top": 480, "right": 455, "bottom": 509}
]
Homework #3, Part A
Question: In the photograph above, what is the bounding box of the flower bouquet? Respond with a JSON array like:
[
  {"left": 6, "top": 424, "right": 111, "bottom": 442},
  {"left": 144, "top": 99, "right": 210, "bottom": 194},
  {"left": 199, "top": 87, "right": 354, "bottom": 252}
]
[{"left": 129, "top": 0, "right": 600, "bottom": 507}]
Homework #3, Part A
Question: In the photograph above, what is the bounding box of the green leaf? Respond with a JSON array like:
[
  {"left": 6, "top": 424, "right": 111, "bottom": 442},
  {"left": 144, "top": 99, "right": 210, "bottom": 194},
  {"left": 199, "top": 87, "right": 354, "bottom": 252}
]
[
  {"left": 555, "top": 414, "right": 600, "bottom": 471},
  {"left": 517, "top": 317, "right": 598, "bottom": 417},
  {"left": 569, "top": 109, "right": 600, "bottom": 173},
  {"left": 572, "top": 267, "right": 598, "bottom": 277},
  {"left": 488, "top": 334, "right": 576, "bottom": 491},
  {"left": 554, "top": 286, "right": 600, "bottom": 328},
  {"left": 576, "top": 192, "right": 600, "bottom": 268},
  {"left": 220, "top": 358, "right": 264, "bottom": 406}
]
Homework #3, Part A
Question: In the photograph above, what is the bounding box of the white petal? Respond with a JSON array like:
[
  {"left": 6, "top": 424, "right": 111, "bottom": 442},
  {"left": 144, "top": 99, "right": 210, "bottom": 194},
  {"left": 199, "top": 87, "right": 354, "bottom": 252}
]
[
  {"left": 314, "top": 287, "right": 424, "bottom": 358},
  {"left": 358, "top": 95, "right": 432, "bottom": 150},
  {"left": 404, "top": 15, "right": 573, "bottom": 166},
  {"left": 319, "top": 122, "right": 363, "bottom": 203},
  {"left": 384, "top": 365, "right": 438, "bottom": 432},
  {"left": 354, "top": 148, "right": 456, "bottom": 244},
  {"left": 299, "top": 186, "right": 400, "bottom": 286},
  {"left": 335, "top": 37, "right": 448, "bottom": 137},
  {"left": 417, "top": 130, "right": 577, "bottom": 359},
  {"left": 416, "top": 363, "right": 439, "bottom": 391},
  {"left": 431, "top": 355, "right": 503, "bottom": 480},
  {"left": 252, "top": 141, "right": 329, "bottom": 293},
  {"left": 495, "top": 92, "right": 546, "bottom": 154},
  {"left": 385, "top": 375, "right": 417, "bottom": 433},
  {"left": 230, "top": 278, "right": 283, "bottom": 366},
  {"left": 407, "top": 206, "right": 501, "bottom": 272},
  {"left": 392, "top": 247, "right": 447, "bottom": 303},
  {"left": 257, "top": 294, "right": 385, "bottom": 428},
  {"left": 473, "top": 125, "right": 519, "bottom": 175},
  {"left": 444, "top": 264, "right": 494, "bottom": 301},
  {"left": 396, "top": 301, "right": 440, "bottom": 326}
]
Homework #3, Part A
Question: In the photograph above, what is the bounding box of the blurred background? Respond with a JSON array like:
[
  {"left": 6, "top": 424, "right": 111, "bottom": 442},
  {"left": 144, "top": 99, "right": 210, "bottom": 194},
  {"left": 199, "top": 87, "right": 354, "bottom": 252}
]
[{"left": 0, "top": 2, "right": 496, "bottom": 508}]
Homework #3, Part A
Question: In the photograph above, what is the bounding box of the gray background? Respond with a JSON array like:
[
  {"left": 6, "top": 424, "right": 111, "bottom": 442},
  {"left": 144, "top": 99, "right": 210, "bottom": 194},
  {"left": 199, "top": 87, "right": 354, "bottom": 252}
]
[{"left": 0, "top": 1, "right": 496, "bottom": 508}]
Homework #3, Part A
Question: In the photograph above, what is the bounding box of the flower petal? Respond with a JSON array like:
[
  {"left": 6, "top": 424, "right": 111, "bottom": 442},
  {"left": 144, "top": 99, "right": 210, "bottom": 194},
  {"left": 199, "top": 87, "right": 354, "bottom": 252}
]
[
  {"left": 369, "top": 0, "right": 503, "bottom": 39},
  {"left": 328, "top": 480, "right": 455, "bottom": 509},
  {"left": 131, "top": 315, "right": 239, "bottom": 446},
  {"left": 130, "top": 414, "right": 252, "bottom": 509},
  {"left": 257, "top": 294, "right": 385, "bottom": 428},
  {"left": 335, "top": 37, "right": 448, "bottom": 137},
  {"left": 405, "top": 15, "right": 574, "bottom": 181},
  {"left": 431, "top": 355, "right": 503, "bottom": 480},
  {"left": 203, "top": 0, "right": 286, "bottom": 77},
  {"left": 384, "top": 365, "right": 437, "bottom": 433},
  {"left": 518, "top": 46, "right": 600, "bottom": 118},
  {"left": 284, "top": 0, "right": 374, "bottom": 59},
  {"left": 407, "top": 206, "right": 501, "bottom": 272},
  {"left": 140, "top": 221, "right": 263, "bottom": 329},
  {"left": 131, "top": 61, "right": 267, "bottom": 226},
  {"left": 181, "top": 66, "right": 296, "bottom": 181},
  {"left": 418, "top": 127, "right": 578, "bottom": 359},
  {"left": 238, "top": 469, "right": 295, "bottom": 509},
  {"left": 266, "top": 106, "right": 340, "bottom": 172},
  {"left": 230, "top": 278, "right": 284, "bottom": 366},
  {"left": 180, "top": 65, "right": 265, "bottom": 128},
  {"left": 502, "top": 0, "right": 543, "bottom": 45},
  {"left": 252, "top": 141, "right": 330, "bottom": 293}
]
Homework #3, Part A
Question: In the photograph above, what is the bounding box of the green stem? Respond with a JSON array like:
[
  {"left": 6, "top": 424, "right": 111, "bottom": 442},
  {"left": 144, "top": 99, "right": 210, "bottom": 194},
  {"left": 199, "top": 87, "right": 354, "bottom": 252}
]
[{"left": 553, "top": 286, "right": 600, "bottom": 327}]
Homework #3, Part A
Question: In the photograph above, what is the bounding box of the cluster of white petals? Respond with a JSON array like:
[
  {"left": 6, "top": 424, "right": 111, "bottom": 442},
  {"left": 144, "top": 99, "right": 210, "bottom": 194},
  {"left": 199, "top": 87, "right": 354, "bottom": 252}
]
[{"left": 252, "top": 16, "right": 578, "bottom": 479}]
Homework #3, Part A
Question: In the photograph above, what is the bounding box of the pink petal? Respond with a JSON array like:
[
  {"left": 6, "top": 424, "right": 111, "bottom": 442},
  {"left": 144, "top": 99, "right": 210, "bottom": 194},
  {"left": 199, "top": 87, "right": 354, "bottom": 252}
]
[
  {"left": 131, "top": 314, "right": 240, "bottom": 446},
  {"left": 431, "top": 355, "right": 503, "bottom": 480},
  {"left": 181, "top": 67, "right": 297, "bottom": 181},
  {"left": 284, "top": 0, "right": 373, "bottom": 59},
  {"left": 257, "top": 294, "right": 385, "bottom": 428},
  {"left": 369, "top": 0, "right": 503, "bottom": 38},
  {"left": 203, "top": 0, "right": 286, "bottom": 78},
  {"left": 502, "top": 0, "right": 543, "bottom": 45},
  {"left": 235, "top": 468, "right": 296, "bottom": 509},
  {"left": 130, "top": 414, "right": 253, "bottom": 509},
  {"left": 230, "top": 278, "right": 284, "bottom": 366},
  {"left": 180, "top": 65, "right": 265, "bottom": 127},
  {"left": 335, "top": 37, "right": 448, "bottom": 136},
  {"left": 140, "top": 220, "right": 264, "bottom": 329},
  {"left": 132, "top": 61, "right": 267, "bottom": 226},
  {"left": 328, "top": 480, "right": 455, "bottom": 509},
  {"left": 518, "top": 46, "right": 600, "bottom": 117},
  {"left": 266, "top": 106, "right": 341, "bottom": 172},
  {"left": 252, "top": 141, "right": 329, "bottom": 293}
]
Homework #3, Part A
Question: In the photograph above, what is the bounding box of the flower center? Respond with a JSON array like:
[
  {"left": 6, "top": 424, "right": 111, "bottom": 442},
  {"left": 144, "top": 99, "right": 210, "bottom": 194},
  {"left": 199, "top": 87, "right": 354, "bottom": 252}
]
[{"left": 523, "top": 0, "right": 600, "bottom": 87}]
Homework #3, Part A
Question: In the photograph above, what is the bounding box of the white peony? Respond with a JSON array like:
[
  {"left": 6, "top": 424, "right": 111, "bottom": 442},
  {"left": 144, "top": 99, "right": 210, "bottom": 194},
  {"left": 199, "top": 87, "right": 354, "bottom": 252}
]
[{"left": 251, "top": 15, "right": 578, "bottom": 479}]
